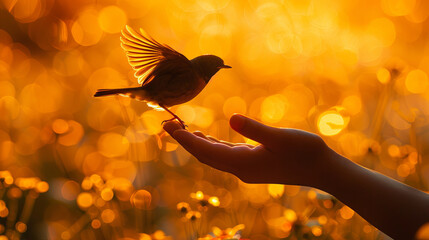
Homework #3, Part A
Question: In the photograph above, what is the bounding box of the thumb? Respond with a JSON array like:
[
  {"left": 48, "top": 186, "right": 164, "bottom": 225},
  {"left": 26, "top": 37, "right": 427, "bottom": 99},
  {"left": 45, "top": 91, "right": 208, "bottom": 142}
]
[{"left": 230, "top": 114, "right": 279, "bottom": 147}]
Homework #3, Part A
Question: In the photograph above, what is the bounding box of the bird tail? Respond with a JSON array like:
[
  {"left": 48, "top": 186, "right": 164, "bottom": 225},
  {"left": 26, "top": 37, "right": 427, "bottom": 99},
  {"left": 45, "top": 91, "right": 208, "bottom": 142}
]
[{"left": 94, "top": 87, "right": 142, "bottom": 98}]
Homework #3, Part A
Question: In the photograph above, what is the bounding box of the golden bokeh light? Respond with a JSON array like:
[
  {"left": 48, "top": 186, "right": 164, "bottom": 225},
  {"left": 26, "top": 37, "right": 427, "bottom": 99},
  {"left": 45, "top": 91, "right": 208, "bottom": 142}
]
[
  {"left": 175, "top": 105, "right": 196, "bottom": 124},
  {"left": 101, "top": 209, "right": 115, "bottom": 223},
  {"left": 58, "top": 120, "right": 84, "bottom": 146},
  {"left": 15, "top": 221, "right": 27, "bottom": 233},
  {"left": 405, "top": 69, "right": 429, "bottom": 94},
  {"left": 381, "top": 0, "right": 416, "bottom": 16},
  {"left": 268, "top": 184, "right": 284, "bottom": 198},
  {"left": 223, "top": 96, "right": 247, "bottom": 118},
  {"left": 284, "top": 209, "right": 297, "bottom": 222},
  {"left": 261, "top": 94, "right": 288, "bottom": 124},
  {"left": 61, "top": 181, "right": 80, "bottom": 201},
  {"left": 311, "top": 226, "right": 322, "bottom": 237},
  {"left": 108, "top": 178, "right": 134, "bottom": 201},
  {"left": 76, "top": 192, "right": 93, "bottom": 209},
  {"left": 101, "top": 188, "right": 114, "bottom": 201},
  {"left": 318, "top": 215, "right": 328, "bottom": 225},
  {"left": 53, "top": 50, "right": 84, "bottom": 77},
  {"left": 341, "top": 95, "right": 362, "bottom": 116},
  {"left": 97, "top": 132, "right": 130, "bottom": 158},
  {"left": 71, "top": 8, "right": 104, "bottom": 46},
  {"left": 131, "top": 189, "right": 152, "bottom": 209},
  {"left": 91, "top": 219, "right": 101, "bottom": 229},
  {"left": 98, "top": 6, "right": 127, "bottom": 34},
  {"left": 6, "top": 0, "right": 44, "bottom": 23},
  {"left": 367, "top": 18, "right": 396, "bottom": 47},
  {"left": 339, "top": 206, "right": 355, "bottom": 220},
  {"left": 377, "top": 68, "right": 391, "bottom": 84},
  {"left": 416, "top": 223, "right": 429, "bottom": 239},
  {"left": 208, "top": 196, "right": 220, "bottom": 207},
  {"left": 1, "top": 0, "right": 429, "bottom": 239},
  {"left": 397, "top": 163, "right": 411, "bottom": 178},
  {"left": 317, "top": 111, "right": 346, "bottom": 136},
  {"left": 52, "top": 119, "right": 69, "bottom": 134}
]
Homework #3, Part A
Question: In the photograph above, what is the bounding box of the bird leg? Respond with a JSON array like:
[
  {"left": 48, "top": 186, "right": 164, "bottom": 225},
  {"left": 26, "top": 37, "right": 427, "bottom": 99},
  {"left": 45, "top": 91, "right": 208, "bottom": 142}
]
[{"left": 159, "top": 104, "right": 187, "bottom": 129}]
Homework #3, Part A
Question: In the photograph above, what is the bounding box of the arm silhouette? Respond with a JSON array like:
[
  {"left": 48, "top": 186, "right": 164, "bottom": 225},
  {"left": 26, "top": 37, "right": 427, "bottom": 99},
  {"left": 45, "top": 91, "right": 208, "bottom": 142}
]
[{"left": 163, "top": 114, "right": 429, "bottom": 239}]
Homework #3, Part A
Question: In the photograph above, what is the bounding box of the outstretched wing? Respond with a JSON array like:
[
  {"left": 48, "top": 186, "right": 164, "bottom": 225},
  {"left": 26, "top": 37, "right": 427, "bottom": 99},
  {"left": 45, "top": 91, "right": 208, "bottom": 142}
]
[{"left": 120, "top": 25, "right": 191, "bottom": 85}]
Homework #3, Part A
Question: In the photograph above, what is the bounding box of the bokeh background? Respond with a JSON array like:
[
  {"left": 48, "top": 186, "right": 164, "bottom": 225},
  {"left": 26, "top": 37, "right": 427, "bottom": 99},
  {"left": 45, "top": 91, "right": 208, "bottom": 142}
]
[{"left": 1, "top": 0, "right": 429, "bottom": 239}]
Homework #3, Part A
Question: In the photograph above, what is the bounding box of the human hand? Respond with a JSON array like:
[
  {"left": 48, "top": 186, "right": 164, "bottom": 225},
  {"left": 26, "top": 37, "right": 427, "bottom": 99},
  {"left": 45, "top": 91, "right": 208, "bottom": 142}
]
[{"left": 163, "top": 114, "right": 336, "bottom": 188}]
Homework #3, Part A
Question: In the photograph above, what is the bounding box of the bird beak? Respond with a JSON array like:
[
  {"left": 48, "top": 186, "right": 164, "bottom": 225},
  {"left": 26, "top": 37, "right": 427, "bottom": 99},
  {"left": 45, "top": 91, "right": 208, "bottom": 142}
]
[{"left": 219, "top": 64, "right": 232, "bottom": 69}]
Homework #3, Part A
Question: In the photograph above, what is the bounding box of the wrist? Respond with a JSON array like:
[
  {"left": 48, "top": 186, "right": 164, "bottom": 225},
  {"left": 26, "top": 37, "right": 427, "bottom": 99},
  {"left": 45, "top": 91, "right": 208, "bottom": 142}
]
[{"left": 313, "top": 147, "right": 349, "bottom": 192}]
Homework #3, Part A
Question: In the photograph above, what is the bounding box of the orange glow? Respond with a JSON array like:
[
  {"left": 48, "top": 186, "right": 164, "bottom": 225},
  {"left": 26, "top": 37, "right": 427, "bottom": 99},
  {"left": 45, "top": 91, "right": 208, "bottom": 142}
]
[
  {"left": 323, "top": 200, "right": 333, "bottom": 209},
  {"left": 284, "top": 209, "right": 297, "bottom": 222},
  {"left": 339, "top": 206, "right": 355, "bottom": 220},
  {"left": 97, "top": 132, "right": 130, "bottom": 158},
  {"left": 208, "top": 196, "right": 220, "bottom": 207},
  {"left": 388, "top": 144, "right": 401, "bottom": 157},
  {"left": 61, "top": 181, "right": 80, "bottom": 201},
  {"left": 98, "top": 6, "right": 127, "bottom": 34},
  {"left": 8, "top": 187, "right": 22, "bottom": 199},
  {"left": 52, "top": 119, "right": 69, "bottom": 134},
  {"left": 35, "top": 181, "right": 49, "bottom": 193},
  {"left": 342, "top": 96, "right": 362, "bottom": 115},
  {"left": 318, "top": 215, "right": 328, "bottom": 225},
  {"left": 397, "top": 163, "right": 411, "bottom": 177},
  {"left": 317, "top": 111, "right": 346, "bottom": 136},
  {"left": 101, "top": 209, "right": 115, "bottom": 223},
  {"left": 307, "top": 190, "right": 317, "bottom": 200},
  {"left": 268, "top": 184, "right": 284, "bottom": 198},
  {"left": 416, "top": 223, "right": 429, "bottom": 239},
  {"left": 223, "top": 96, "right": 247, "bottom": 118},
  {"left": 76, "top": 192, "right": 93, "bottom": 209},
  {"left": 108, "top": 178, "right": 134, "bottom": 201},
  {"left": 101, "top": 188, "right": 114, "bottom": 201},
  {"left": 261, "top": 94, "right": 288, "bottom": 124},
  {"left": 131, "top": 189, "right": 152, "bottom": 209},
  {"left": 15, "top": 221, "right": 27, "bottom": 233},
  {"left": 367, "top": 18, "right": 396, "bottom": 47},
  {"left": 57, "top": 120, "right": 84, "bottom": 146},
  {"left": 381, "top": 0, "right": 416, "bottom": 16},
  {"left": 0, "top": 200, "right": 5, "bottom": 211},
  {"left": 377, "top": 68, "right": 391, "bottom": 84},
  {"left": 91, "top": 219, "right": 101, "bottom": 229},
  {"left": 405, "top": 69, "right": 429, "bottom": 94},
  {"left": 1, "top": 1, "right": 429, "bottom": 238},
  {"left": 71, "top": 8, "right": 103, "bottom": 46},
  {"left": 311, "top": 226, "right": 322, "bottom": 236}
]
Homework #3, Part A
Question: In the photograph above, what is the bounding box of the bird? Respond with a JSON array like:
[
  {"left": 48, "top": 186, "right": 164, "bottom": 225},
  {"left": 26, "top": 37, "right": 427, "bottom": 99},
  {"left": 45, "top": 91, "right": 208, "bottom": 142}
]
[{"left": 94, "top": 25, "right": 231, "bottom": 128}]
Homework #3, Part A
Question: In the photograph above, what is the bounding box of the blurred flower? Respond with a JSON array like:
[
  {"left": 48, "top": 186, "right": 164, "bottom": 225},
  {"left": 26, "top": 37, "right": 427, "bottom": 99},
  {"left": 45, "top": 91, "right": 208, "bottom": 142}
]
[
  {"left": 200, "top": 224, "right": 245, "bottom": 240},
  {"left": 176, "top": 202, "right": 191, "bottom": 214},
  {"left": 186, "top": 211, "right": 201, "bottom": 221}
]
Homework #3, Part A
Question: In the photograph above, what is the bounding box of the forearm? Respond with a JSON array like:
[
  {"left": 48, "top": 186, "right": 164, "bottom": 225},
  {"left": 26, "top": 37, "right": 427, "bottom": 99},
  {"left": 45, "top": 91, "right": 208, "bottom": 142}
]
[{"left": 319, "top": 150, "right": 429, "bottom": 239}]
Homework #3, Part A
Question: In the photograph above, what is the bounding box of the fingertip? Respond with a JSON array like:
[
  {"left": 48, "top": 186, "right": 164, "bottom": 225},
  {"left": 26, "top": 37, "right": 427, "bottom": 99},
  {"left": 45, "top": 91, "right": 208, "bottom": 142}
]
[
  {"left": 163, "top": 121, "right": 183, "bottom": 134},
  {"left": 172, "top": 129, "right": 188, "bottom": 138},
  {"left": 172, "top": 130, "right": 195, "bottom": 146},
  {"left": 230, "top": 114, "right": 246, "bottom": 132}
]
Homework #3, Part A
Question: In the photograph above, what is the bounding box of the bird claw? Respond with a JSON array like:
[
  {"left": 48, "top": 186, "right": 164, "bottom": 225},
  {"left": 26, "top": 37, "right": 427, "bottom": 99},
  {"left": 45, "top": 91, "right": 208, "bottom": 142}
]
[{"left": 161, "top": 118, "right": 187, "bottom": 129}]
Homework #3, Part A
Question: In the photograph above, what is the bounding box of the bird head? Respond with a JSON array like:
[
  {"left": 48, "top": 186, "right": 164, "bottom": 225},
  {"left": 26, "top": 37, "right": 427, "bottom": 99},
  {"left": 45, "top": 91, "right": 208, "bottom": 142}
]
[{"left": 191, "top": 55, "right": 231, "bottom": 83}]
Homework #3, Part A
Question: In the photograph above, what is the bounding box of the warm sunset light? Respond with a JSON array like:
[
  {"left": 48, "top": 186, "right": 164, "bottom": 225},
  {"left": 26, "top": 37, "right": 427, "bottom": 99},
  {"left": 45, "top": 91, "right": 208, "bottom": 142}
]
[
  {"left": 317, "top": 111, "right": 346, "bottom": 136},
  {"left": 1, "top": 0, "right": 429, "bottom": 239}
]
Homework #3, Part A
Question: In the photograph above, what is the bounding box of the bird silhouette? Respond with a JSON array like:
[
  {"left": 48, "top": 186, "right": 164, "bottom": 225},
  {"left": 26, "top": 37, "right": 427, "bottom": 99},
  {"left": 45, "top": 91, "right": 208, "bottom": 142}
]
[{"left": 94, "top": 25, "right": 231, "bottom": 128}]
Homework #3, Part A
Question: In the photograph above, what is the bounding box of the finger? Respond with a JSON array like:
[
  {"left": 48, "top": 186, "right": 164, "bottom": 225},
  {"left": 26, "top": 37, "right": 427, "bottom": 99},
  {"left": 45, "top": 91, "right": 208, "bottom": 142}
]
[
  {"left": 192, "top": 131, "right": 227, "bottom": 145},
  {"left": 173, "top": 130, "right": 237, "bottom": 171},
  {"left": 230, "top": 114, "right": 279, "bottom": 148},
  {"left": 206, "top": 135, "right": 233, "bottom": 145},
  {"left": 204, "top": 135, "right": 255, "bottom": 148},
  {"left": 193, "top": 131, "right": 208, "bottom": 139},
  {"left": 163, "top": 120, "right": 184, "bottom": 136}
]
